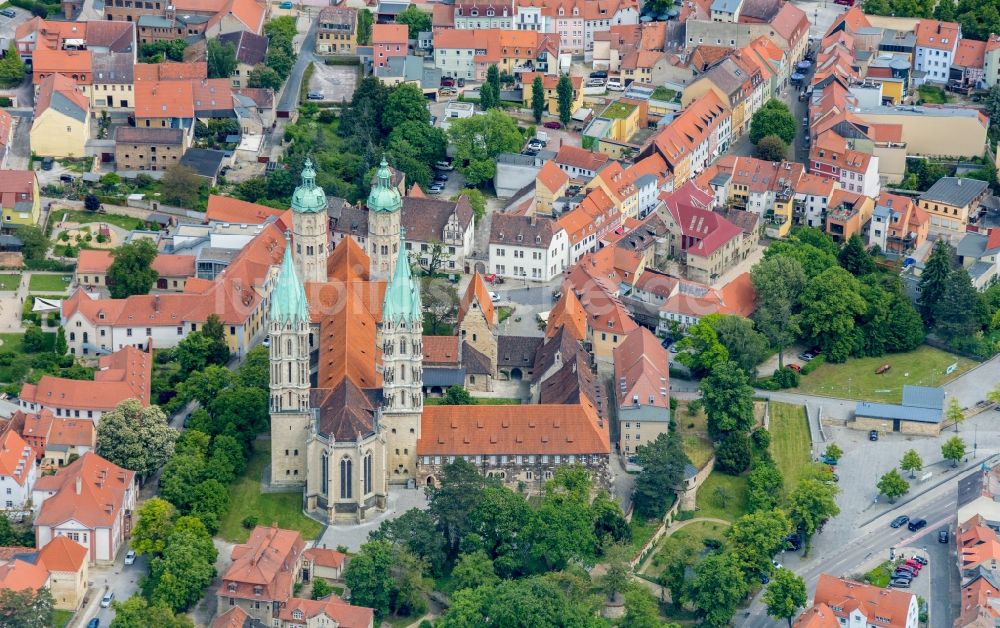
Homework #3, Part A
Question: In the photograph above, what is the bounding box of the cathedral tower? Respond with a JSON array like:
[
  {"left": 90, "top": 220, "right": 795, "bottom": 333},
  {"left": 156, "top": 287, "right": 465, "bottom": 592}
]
[
  {"left": 291, "top": 158, "right": 329, "bottom": 284},
  {"left": 380, "top": 228, "right": 423, "bottom": 481},
  {"left": 367, "top": 157, "right": 402, "bottom": 280},
  {"left": 268, "top": 240, "right": 312, "bottom": 487}
]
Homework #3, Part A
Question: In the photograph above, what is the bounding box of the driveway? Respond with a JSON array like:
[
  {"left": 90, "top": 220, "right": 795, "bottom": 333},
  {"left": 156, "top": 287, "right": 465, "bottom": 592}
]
[
  {"left": 277, "top": 18, "right": 319, "bottom": 114},
  {"left": 0, "top": 8, "right": 31, "bottom": 48},
  {"left": 74, "top": 554, "right": 148, "bottom": 628},
  {"left": 4, "top": 113, "right": 30, "bottom": 170},
  {"left": 317, "top": 486, "right": 430, "bottom": 552}
]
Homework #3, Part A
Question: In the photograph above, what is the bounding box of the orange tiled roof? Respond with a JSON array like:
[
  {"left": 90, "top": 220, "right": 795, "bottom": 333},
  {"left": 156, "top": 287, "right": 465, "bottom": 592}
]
[
  {"left": 277, "top": 597, "right": 374, "bottom": 628},
  {"left": 915, "top": 19, "right": 960, "bottom": 51},
  {"left": 20, "top": 345, "right": 151, "bottom": 411},
  {"left": 373, "top": 23, "right": 408, "bottom": 45},
  {"left": 794, "top": 602, "right": 841, "bottom": 628},
  {"left": 0, "top": 110, "right": 12, "bottom": 149},
  {"left": 134, "top": 80, "right": 195, "bottom": 119},
  {"left": 35, "top": 73, "right": 89, "bottom": 116},
  {"left": 0, "top": 431, "right": 33, "bottom": 486},
  {"left": 546, "top": 289, "right": 587, "bottom": 341},
  {"left": 221, "top": 526, "right": 304, "bottom": 604},
  {"left": 0, "top": 559, "right": 48, "bottom": 592},
  {"left": 613, "top": 327, "right": 669, "bottom": 410},
  {"left": 32, "top": 47, "right": 92, "bottom": 82},
  {"left": 213, "top": 607, "right": 252, "bottom": 628},
  {"left": 303, "top": 547, "right": 346, "bottom": 569},
  {"left": 315, "top": 288, "right": 381, "bottom": 390},
  {"left": 555, "top": 145, "right": 610, "bottom": 173},
  {"left": 38, "top": 536, "right": 87, "bottom": 573},
  {"left": 34, "top": 452, "right": 135, "bottom": 529},
  {"left": 459, "top": 272, "right": 495, "bottom": 329},
  {"left": 536, "top": 160, "right": 569, "bottom": 193},
  {"left": 423, "top": 335, "right": 460, "bottom": 364},
  {"left": 76, "top": 249, "right": 193, "bottom": 278},
  {"left": 326, "top": 237, "right": 371, "bottom": 285},
  {"left": 134, "top": 62, "right": 207, "bottom": 82},
  {"left": 205, "top": 194, "right": 285, "bottom": 225},
  {"left": 955, "top": 38, "right": 987, "bottom": 69},
  {"left": 813, "top": 574, "right": 915, "bottom": 627}
]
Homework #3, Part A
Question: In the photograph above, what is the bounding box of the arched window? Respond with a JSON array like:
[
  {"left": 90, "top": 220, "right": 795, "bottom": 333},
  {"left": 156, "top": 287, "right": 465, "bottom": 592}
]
[
  {"left": 287, "top": 338, "right": 292, "bottom": 354},
  {"left": 364, "top": 451, "right": 373, "bottom": 494},
  {"left": 321, "top": 452, "right": 328, "bottom": 495},
  {"left": 399, "top": 338, "right": 406, "bottom": 354},
  {"left": 340, "top": 457, "right": 352, "bottom": 499}
]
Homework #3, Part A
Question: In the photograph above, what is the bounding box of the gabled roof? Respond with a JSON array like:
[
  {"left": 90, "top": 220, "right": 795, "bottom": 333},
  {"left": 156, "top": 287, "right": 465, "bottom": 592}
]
[
  {"left": 813, "top": 574, "right": 915, "bottom": 627},
  {"left": 20, "top": 345, "right": 152, "bottom": 411},
  {"left": 222, "top": 525, "right": 304, "bottom": 604},
  {"left": 35, "top": 73, "right": 89, "bottom": 121},
  {"left": 555, "top": 145, "right": 610, "bottom": 173},
  {"left": 423, "top": 335, "right": 460, "bottom": 365},
  {"left": 0, "top": 170, "right": 36, "bottom": 210},
  {"left": 794, "top": 602, "right": 841, "bottom": 628},
  {"left": 278, "top": 597, "right": 374, "bottom": 628},
  {"left": 0, "top": 559, "right": 48, "bottom": 592},
  {"left": 38, "top": 536, "right": 87, "bottom": 573},
  {"left": 134, "top": 80, "right": 195, "bottom": 119},
  {"left": 614, "top": 326, "right": 669, "bottom": 410},
  {"left": 954, "top": 38, "right": 986, "bottom": 70},
  {"left": 134, "top": 62, "right": 207, "bottom": 81},
  {"left": 316, "top": 287, "right": 381, "bottom": 390},
  {"left": 536, "top": 160, "right": 569, "bottom": 193},
  {"left": 459, "top": 272, "right": 495, "bottom": 329},
  {"left": 218, "top": 30, "right": 269, "bottom": 66},
  {"left": 205, "top": 194, "right": 284, "bottom": 225},
  {"left": 34, "top": 452, "right": 135, "bottom": 529},
  {"left": 915, "top": 19, "right": 960, "bottom": 51},
  {"left": 373, "top": 23, "right": 408, "bottom": 45},
  {"left": 0, "top": 431, "right": 33, "bottom": 486},
  {"left": 311, "top": 379, "right": 378, "bottom": 441},
  {"left": 546, "top": 289, "right": 587, "bottom": 341},
  {"left": 490, "top": 213, "right": 559, "bottom": 248}
]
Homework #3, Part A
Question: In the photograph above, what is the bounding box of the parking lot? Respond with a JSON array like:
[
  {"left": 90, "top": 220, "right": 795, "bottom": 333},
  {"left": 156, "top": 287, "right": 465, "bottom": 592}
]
[{"left": 308, "top": 63, "right": 359, "bottom": 103}]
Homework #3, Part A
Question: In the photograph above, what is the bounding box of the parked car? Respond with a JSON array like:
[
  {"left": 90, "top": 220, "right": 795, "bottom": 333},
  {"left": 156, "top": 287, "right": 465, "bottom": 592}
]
[
  {"left": 124, "top": 550, "right": 136, "bottom": 565},
  {"left": 543, "top": 121, "right": 562, "bottom": 129},
  {"left": 457, "top": 78, "right": 465, "bottom": 87},
  {"left": 590, "top": 70, "right": 608, "bottom": 79},
  {"left": 890, "top": 578, "right": 911, "bottom": 588},
  {"left": 489, "top": 291, "right": 501, "bottom": 303},
  {"left": 306, "top": 91, "right": 324, "bottom": 100},
  {"left": 41, "top": 157, "right": 54, "bottom": 171},
  {"left": 435, "top": 160, "right": 454, "bottom": 171},
  {"left": 440, "top": 77, "right": 455, "bottom": 87},
  {"left": 59, "top": 174, "right": 75, "bottom": 183},
  {"left": 527, "top": 140, "right": 544, "bottom": 151},
  {"left": 894, "top": 566, "right": 918, "bottom": 577},
  {"left": 788, "top": 363, "right": 801, "bottom": 372},
  {"left": 820, "top": 454, "right": 838, "bottom": 465},
  {"left": 890, "top": 515, "right": 910, "bottom": 529},
  {"left": 785, "top": 533, "right": 802, "bottom": 551},
  {"left": 798, "top": 352, "right": 815, "bottom": 361},
  {"left": 427, "top": 184, "right": 444, "bottom": 194},
  {"left": 759, "top": 572, "right": 770, "bottom": 584},
  {"left": 869, "top": 429, "right": 879, "bottom": 441},
  {"left": 904, "top": 560, "right": 923, "bottom": 570},
  {"left": 907, "top": 518, "right": 927, "bottom": 532},
  {"left": 101, "top": 592, "right": 115, "bottom": 608},
  {"left": 87, "top": 620, "right": 100, "bottom": 628},
  {"left": 433, "top": 173, "right": 448, "bottom": 181},
  {"left": 438, "top": 87, "right": 457, "bottom": 96},
  {"left": 913, "top": 556, "right": 929, "bottom": 565},
  {"left": 0, "top": 9, "right": 16, "bottom": 17},
  {"left": 939, "top": 530, "right": 950, "bottom": 543},
  {"left": 607, "top": 78, "right": 624, "bottom": 91}
]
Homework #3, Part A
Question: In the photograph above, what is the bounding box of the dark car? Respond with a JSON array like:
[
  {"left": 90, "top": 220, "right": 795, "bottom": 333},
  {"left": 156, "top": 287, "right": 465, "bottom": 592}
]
[
  {"left": 41, "top": 157, "right": 54, "bottom": 171},
  {"left": 939, "top": 529, "right": 950, "bottom": 543},
  {"left": 87, "top": 620, "right": 100, "bottom": 628},
  {"left": 590, "top": 70, "right": 608, "bottom": 79},
  {"left": 785, "top": 533, "right": 802, "bottom": 551},
  {"left": 907, "top": 518, "right": 927, "bottom": 532},
  {"left": 869, "top": 429, "right": 879, "bottom": 441},
  {"left": 440, "top": 77, "right": 455, "bottom": 87},
  {"left": 913, "top": 556, "right": 929, "bottom": 565},
  {"left": 759, "top": 572, "right": 770, "bottom": 584},
  {"left": 890, "top": 515, "right": 910, "bottom": 529},
  {"left": 543, "top": 121, "right": 562, "bottom": 129},
  {"left": 891, "top": 578, "right": 911, "bottom": 588},
  {"left": 0, "top": 8, "right": 15, "bottom": 17}
]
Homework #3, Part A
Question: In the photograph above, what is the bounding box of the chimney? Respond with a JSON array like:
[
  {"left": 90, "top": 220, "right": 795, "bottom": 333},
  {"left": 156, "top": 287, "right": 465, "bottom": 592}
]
[
  {"left": 153, "top": 295, "right": 160, "bottom": 312},
  {"left": 937, "top": 23, "right": 941, "bottom": 34},
  {"left": 75, "top": 476, "right": 81, "bottom": 495}
]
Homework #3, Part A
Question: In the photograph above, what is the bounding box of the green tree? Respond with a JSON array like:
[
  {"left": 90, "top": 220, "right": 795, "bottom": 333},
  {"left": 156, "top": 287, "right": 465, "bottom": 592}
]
[
  {"left": 384, "top": 83, "right": 431, "bottom": 129},
  {"left": 239, "top": 345, "right": 269, "bottom": 389},
  {"left": 466, "top": 485, "right": 533, "bottom": 575},
  {"left": 370, "top": 508, "right": 447, "bottom": 577},
  {"left": 755, "top": 134, "right": 787, "bottom": 161},
  {"left": 453, "top": 188, "right": 487, "bottom": 222},
  {"left": 799, "top": 266, "right": 867, "bottom": 362},
  {"left": 900, "top": 449, "right": 923, "bottom": 479},
  {"left": 632, "top": 432, "right": 690, "bottom": 519},
  {"left": 450, "top": 550, "right": 499, "bottom": 592},
  {"left": 441, "top": 385, "right": 474, "bottom": 405},
  {"left": 599, "top": 544, "right": 631, "bottom": 603},
  {"left": 918, "top": 239, "right": 953, "bottom": 325},
  {"left": 877, "top": 468, "right": 909, "bottom": 503},
  {"left": 96, "top": 399, "right": 177, "bottom": 483},
  {"left": 175, "top": 332, "right": 215, "bottom": 375},
  {"left": 396, "top": 5, "right": 430, "bottom": 38},
  {"left": 248, "top": 64, "right": 282, "bottom": 90},
  {"left": 729, "top": 509, "right": 793, "bottom": 579},
  {"left": 764, "top": 568, "right": 808, "bottom": 628},
  {"left": 161, "top": 164, "right": 205, "bottom": 208},
  {"left": 100, "top": 172, "right": 121, "bottom": 191},
  {"left": 623, "top": 587, "right": 673, "bottom": 628},
  {"left": 206, "top": 39, "right": 237, "bottom": 79},
  {"left": 657, "top": 532, "right": 699, "bottom": 608},
  {"left": 750, "top": 99, "right": 796, "bottom": 144},
  {"left": 787, "top": 478, "right": 839, "bottom": 552},
  {"left": 935, "top": 268, "right": 986, "bottom": 342},
  {"left": 149, "top": 520, "right": 218, "bottom": 612},
  {"left": 111, "top": 595, "right": 195, "bottom": 628},
  {"left": 202, "top": 313, "right": 231, "bottom": 365},
  {"left": 208, "top": 385, "right": 268, "bottom": 442},
  {"left": 131, "top": 498, "right": 176, "bottom": 557},
  {"left": 556, "top": 74, "right": 574, "bottom": 127},
  {"left": 676, "top": 319, "right": 729, "bottom": 377},
  {"left": 0, "top": 587, "right": 54, "bottom": 628},
  {"left": 0, "top": 43, "right": 26, "bottom": 86},
  {"left": 189, "top": 479, "right": 229, "bottom": 533},
  {"left": 942, "top": 436, "right": 967, "bottom": 467},
  {"left": 159, "top": 453, "right": 206, "bottom": 512},
  {"left": 748, "top": 460, "right": 784, "bottom": 513},
  {"left": 858, "top": 274, "right": 925, "bottom": 355},
  {"left": 699, "top": 361, "right": 755, "bottom": 437},
  {"left": 85, "top": 193, "right": 101, "bottom": 211},
  {"left": 838, "top": 234, "right": 876, "bottom": 276},
  {"left": 479, "top": 82, "right": 497, "bottom": 110},
  {"left": 531, "top": 75, "right": 545, "bottom": 122},
  {"left": 427, "top": 458, "right": 488, "bottom": 556},
  {"left": 54, "top": 326, "right": 67, "bottom": 356},
  {"left": 357, "top": 9, "right": 374, "bottom": 45},
  {"left": 530, "top": 469, "right": 599, "bottom": 570},
  {"left": 752, "top": 255, "right": 806, "bottom": 369},
  {"left": 178, "top": 365, "right": 235, "bottom": 407},
  {"left": 716, "top": 431, "right": 752, "bottom": 474},
  {"left": 343, "top": 540, "right": 396, "bottom": 619},
  {"left": 690, "top": 553, "right": 748, "bottom": 627},
  {"left": 18, "top": 226, "right": 49, "bottom": 260},
  {"left": 702, "top": 314, "right": 769, "bottom": 376},
  {"left": 311, "top": 577, "right": 333, "bottom": 600},
  {"left": 388, "top": 121, "right": 447, "bottom": 164},
  {"left": 108, "top": 239, "right": 159, "bottom": 298},
  {"left": 946, "top": 397, "right": 966, "bottom": 432},
  {"left": 447, "top": 110, "right": 524, "bottom": 186},
  {"left": 23, "top": 324, "right": 45, "bottom": 353},
  {"left": 822, "top": 444, "right": 843, "bottom": 462},
  {"left": 486, "top": 64, "right": 501, "bottom": 97}
]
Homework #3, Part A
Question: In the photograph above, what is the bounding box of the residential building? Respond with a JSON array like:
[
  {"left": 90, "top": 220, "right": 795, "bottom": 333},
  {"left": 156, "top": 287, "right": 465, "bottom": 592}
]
[
  {"left": 984, "top": 34, "right": 1000, "bottom": 89},
  {"left": 276, "top": 598, "right": 375, "bottom": 628},
  {"left": 515, "top": 0, "right": 639, "bottom": 58},
  {"left": 218, "top": 525, "right": 305, "bottom": 624},
  {"left": 703, "top": 155, "right": 805, "bottom": 237},
  {"left": 489, "top": 213, "right": 568, "bottom": 280},
  {"left": 914, "top": 19, "right": 960, "bottom": 84},
  {"left": 956, "top": 228, "right": 1000, "bottom": 289},
  {"left": 91, "top": 52, "right": 135, "bottom": 108},
  {"left": 30, "top": 73, "right": 91, "bottom": 159},
  {"left": 563, "top": 259, "right": 639, "bottom": 363},
  {"left": 75, "top": 249, "right": 196, "bottom": 291},
  {"left": 37, "top": 536, "right": 89, "bottom": 610},
  {"left": 852, "top": 105, "right": 988, "bottom": 159},
  {"left": 614, "top": 327, "right": 669, "bottom": 455},
  {"left": 582, "top": 98, "right": 648, "bottom": 158},
  {"left": 952, "top": 38, "right": 986, "bottom": 89},
  {"left": 0, "top": 431, "right": 37, "bottom": 512},
  {"left": 18, "top": 410, "right": 96, "bottom": 468},
  {"left": 825, "top": 189, "right": 876, "bottom": 243},
  {"left": 18, "top": 345, "right": 152, "bottom": 421},
  {"left": 559, "top": 187, "right": 621, "bottom": 264},
  {"left": 316, "top": 6, "right": 358, "bottom": 55},
  {"left": 684, "top": 0, "right": 810, "bottom": 64},
  {"left": 802, "top": 574, "right": 919, "bottom": 628},
  {"left": 917, "top": 176, "right": 989, "bottom": 232},
  {"left": 133, "top": 80, "right": 196, "bottom": 144},
  {"left": 534, "top": 160, "right": 570, "bottom": 215},
  {"left": 401, "top": 195, "right": 476, "bottom": 273},
  {"left": 809, "top": 131, "right": 881, "bottom": 197},
  {"left": 875, "top": 192, "right": 928, "bottom": 254},
  {"left": 0, "top": 111, "right": 12, "bottom": 168},
  {"left": 554, "top": 145, "right": 610, "bottom": 180},
  {"left": 372, "top": 23, "right": 408, "bottom": 70},
  {"left": 33, "top": 452, "right": 137, "bottom": 564},
  {"left": 0, "top": 171, "right": 40, "bottom": 231},
  {"left": 218, "top": 30, "right": 268, "bottom": 88},
  {"left": 645, "top": 90, "right": 732, "bottom": 188},
  {"left": 114, "top": 126, "right": 185, "bottom": 171},
  {"left": 681, "top": 52, "right": 764, "bottom": 137},
  {"left": 453, "top": 0, "right": 515, "bottom": 29},
  {"left": 655, "top": 271, "right": 756, "bottom": 331},
  {"left": 433, "top": 29, "right": 553, "bottom": 81},
  {"left": 520, "top": 72, "right": 583, "bottom": 116}
]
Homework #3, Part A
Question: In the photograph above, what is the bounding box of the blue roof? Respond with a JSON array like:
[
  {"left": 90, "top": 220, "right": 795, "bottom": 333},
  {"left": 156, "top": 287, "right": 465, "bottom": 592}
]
[
  {"left": 423, "top": 367, "right": 465, "bottom": 387},
  {"left": 382, "top": 230, "right": 422, "bottom": 324},
  {"left": 902, "top": 385, "right": 944, "bottom": 409},
  {"left": 710, "top": 0, "right": 740, "bottom": 12},
  {"left": 855, "top": 385, "right": 944, "bottom": 424}
]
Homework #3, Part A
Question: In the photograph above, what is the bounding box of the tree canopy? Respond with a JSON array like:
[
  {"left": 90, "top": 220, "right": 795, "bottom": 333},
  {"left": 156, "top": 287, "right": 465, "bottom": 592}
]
[
  {"left": 96, "top": 399, "right": 177, "bottom": 482},
  {"left": 750, "top": 100, "right": 796, "bottom": 144},
  {"left": 108, "top": 239, "right": 159, "bottom": 298},
  {"left": 447, "top": 110, "right": 525, "bottom": 186}
]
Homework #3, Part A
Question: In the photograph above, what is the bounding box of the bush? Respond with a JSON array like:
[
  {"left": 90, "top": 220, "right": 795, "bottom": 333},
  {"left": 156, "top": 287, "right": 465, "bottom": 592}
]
[
  {"left": 0, "top": 352, "right": 13, "bottom": 366},
  {"left": 24, "top": 259, "right": 74, "bottom": 272},
  {"left": 716, "top": 431, "right": 752, "bottom": 474},
  {"left": 687, "top": 399, "right": 703, "bottom": 415},
  {"left": 241, "top": 515, "right": 259, "bottom": 529},
  {"left": 771, "top": 367, "right": 800, "bottom": 389},
  {"left": 703, "top": 538, "right": 724, "bottom": 550},
  {"left": 800, "top": 354, "right": 826, "bottom": 375},
  {"left": 46, "top": 312, "right": 58, "bottom": 328}
]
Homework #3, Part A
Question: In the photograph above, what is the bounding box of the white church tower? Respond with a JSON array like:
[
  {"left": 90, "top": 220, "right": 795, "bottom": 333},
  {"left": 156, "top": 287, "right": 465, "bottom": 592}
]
[
  {"left": 367, "top": 157, "right": 402, "bottom": 280},
  {"left": 290, "top": 158, "right": 329, "bottom": 284},
  {"left": 380, "top": 228, "right": 423, "bottom": 481}
]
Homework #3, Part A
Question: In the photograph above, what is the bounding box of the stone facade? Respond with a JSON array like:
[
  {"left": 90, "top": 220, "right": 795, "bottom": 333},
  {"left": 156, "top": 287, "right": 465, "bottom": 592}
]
[
  {"left": 416, "top": 453, "right": 611, "bottom": 494},
  {"left": 852, "top": 415, "right": 941, "bottom": 436}
]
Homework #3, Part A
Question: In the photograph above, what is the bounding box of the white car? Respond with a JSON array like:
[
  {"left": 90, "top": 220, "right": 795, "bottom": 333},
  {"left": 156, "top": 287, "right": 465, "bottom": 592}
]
[
  {"left": 100, "top": 592, "right": 115, "bottom": 608},
  {"left": 262, "top": 335, "right": 271, "bottom": 348},
  {"left": 124, "top": 550, "right": 136, "bottom": 565},
  {"left": 489, "top": 291, "right": 501, "bottom": 303},
  {"left": 607, "top": 78, "right": 624, "bottom": 91}
]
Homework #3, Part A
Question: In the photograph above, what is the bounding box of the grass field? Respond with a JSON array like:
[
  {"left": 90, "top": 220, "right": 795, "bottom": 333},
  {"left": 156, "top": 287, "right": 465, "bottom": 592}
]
[
  {"left": 52, "top": 208, "right": 146, "bottom": 232},
  {"left": 918, "top": 85, "right": 950, "bottom": 104},
  {"left": 424, "top": 397, "right": 522, "bottom": 405},
  {"left": 793, "top": 345, "right": 975, "bottom": 403},
  {"left": 694, "top": 472, "right": 748, "bottom": 522},
  {"left": 28, "top": 274, "right": 72, "bottom": 293},
  {"left": 643, "top": 520, "right": 731, "bottom": 578},
  {"left": 0, "top": 274, "right": 19, "bottom": 291},
  {"left": 53, "top": 609, "right": 73, "bottom": 628},
  {"left": 768, "top": 401, "right": 812, "bottom": 494},
  {"left": 218, "top": 441, "right": 323, "bottom": 543},
  {"left": 675, "top": 401, "right": 715, "bottom": 469}
]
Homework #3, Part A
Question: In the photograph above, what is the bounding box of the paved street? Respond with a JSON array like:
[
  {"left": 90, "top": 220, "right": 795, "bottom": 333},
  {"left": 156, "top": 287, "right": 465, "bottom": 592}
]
[
  {"left": 73, "top": 555, "right": 147, "bottom": 628},
  {"left": 277, "top": 17, "right": 319, "bottom": 115}
]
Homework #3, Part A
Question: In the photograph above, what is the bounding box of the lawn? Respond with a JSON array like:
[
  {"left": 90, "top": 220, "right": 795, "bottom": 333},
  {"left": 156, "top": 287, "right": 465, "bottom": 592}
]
[
  {"left": 793, "top": 345, "right": 975, "bottom": 403},
  {"left": 604, "top": 101, "right": 636, "bottom": 119},
  {"left": 865, "top": 560, "right": 894, "bottom": 588},
  {"left": 28, "top": 274, "right": 72, "bottom": 293},
  {"left": 628, "top": 516, "right": 662, "bottom": 555},
  {"left": 768, "top": 401, "right": 811, "bottom": 494},
  {"left": 0, "top": 274, "right": 20, "bottom": 291},
  {"left": 424, "top": 397, "right": 522, "bottom": 405},
  {"left": 498, "top": 305, "right": 515, "bottom": 323},
  {"left": 918, "top": 85, "right": 950, "bottom": 104},
  {"left": 217, "top": 441, "right": 324, "bottom": 543},
  {"left": 51, "top": 208, "right": 146, "bottom": 232},
  {"left": 694, "top": 472, "right": 748, "bottom": 522},
  {"left": 643, "top": 520, "right": 731, "bottom": 578},
  {"left": 651, "top": 86, "right": 678, "bottom": 101},
  {"left": 675, "top": 401, "right": 714, "bottom": 470},
  {"left": 52, "top": 609, "right": 73, "bottom": 628}
]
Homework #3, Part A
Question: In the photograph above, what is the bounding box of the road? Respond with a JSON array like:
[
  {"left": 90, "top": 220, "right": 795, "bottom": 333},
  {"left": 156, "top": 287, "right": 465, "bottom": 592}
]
[{"left": 277, "top": 19, "right": 320, "bottom": 115}]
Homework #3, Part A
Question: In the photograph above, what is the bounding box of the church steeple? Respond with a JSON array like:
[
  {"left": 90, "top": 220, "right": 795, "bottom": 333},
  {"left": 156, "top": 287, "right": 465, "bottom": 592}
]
[
  {"left": 367, "top": 156, "right": 403, "bottom": 280},
  {"left": 270, "top": 238, "right": 309, "bottom": 324},
  {"left": 382, "top": 228, "right": 421, "bottom": 325},
  {"left": 290, "top": 159, "right": 330, "bottom": 284}
]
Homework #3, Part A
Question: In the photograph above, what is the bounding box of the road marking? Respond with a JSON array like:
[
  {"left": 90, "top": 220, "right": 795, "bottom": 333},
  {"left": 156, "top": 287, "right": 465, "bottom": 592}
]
[{"left": 895, "top": 515, "right": 953, "bottom": 548}]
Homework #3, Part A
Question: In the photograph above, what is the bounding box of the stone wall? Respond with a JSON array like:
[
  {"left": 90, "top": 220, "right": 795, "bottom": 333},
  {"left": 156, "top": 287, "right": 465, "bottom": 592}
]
[{"left": 679, "top": 456, "right": 716, "bottom": 511}]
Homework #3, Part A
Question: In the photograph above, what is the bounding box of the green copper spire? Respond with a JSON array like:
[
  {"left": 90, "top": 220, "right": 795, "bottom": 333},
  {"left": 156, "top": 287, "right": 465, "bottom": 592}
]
[
  {"left": 382, "top": 228, "right": 421, "bottom": 324},
  {"left": 367, "top": 156, "right": 402, "bottom": 213},
  {"left": 270, "top": 238, "right": 309, "bottom": 324},
  {"left": 291, "top": 158, "right": 327, "bottom": 214}
]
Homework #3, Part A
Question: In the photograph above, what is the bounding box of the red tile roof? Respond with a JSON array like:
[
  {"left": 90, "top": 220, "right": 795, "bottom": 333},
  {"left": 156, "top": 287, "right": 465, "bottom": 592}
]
[
  {"left": 0, "top": 170, "right": 36, "bottom": 211},
  {"left": 0, "top": 431, "right": 33, "bottom": 486},
  {"left": 221, "top": 525, "right": 304, "bottom": 604},
  {"left": 813, "top": 574, "right": 916, "bottom": 628},
  {"left": 213, "top": 607, "right": 252, "bottom": 628},
  {"left": 134, "top": 62, "right": 208, "bottom": 82},
  {"left": 38, "top": 536, "right": 87, "bottom": 573},
  {"left": 546, "top": 289, "right": 587, "bottom": 341},
  {"left": 613, "top": 327, "right": 669, "bottom": 410},
  {"left": 915, "top": 19, "right": 960, "bottom": 51},
  {"left": 663, "top": 182, "right": 742, "bottom": 258},
  {"left": 460, "top": 272, "right": 495, "bottom": 328},
  {"left": 76, "top": 249, "right": 194, "bottom": 278},
  {"left": 20, "top": 345, "right": 152, "bottom": 411},
  {"left": 0, "top": 559, "right": 49, "bottom": 592},
  {"left": 373, "top": 23, "right": 408, "bottom": 45},
  {"left": 555, "top": 145, "right": 610, "bottom": 173},
  {"left": 794, "top": 602, "right": 842, "bottom": 628},
  {"left": 536, "top": 160, "right": 569, "bottom": 193},
  {"left": 34, "top": 452, "right": 135, "bottom": 529},
  {"left": 277, "top": 597, "right": 374, "bottom": 628},
  {"left": 423, "top": 335, "right": 460, "bottom": 365},
  {"left": 303, "top": 547, "right": 346, "bottom": 569},
  {"left": 134, "top": 80, "right": 195, "bottom": 119},
  {"left": 954, "top": 38, "right": 987, "bottom": 70}
]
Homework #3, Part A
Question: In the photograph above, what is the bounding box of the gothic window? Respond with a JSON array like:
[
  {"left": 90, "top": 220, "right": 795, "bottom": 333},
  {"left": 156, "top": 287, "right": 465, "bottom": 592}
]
[
  {"left": 321, "top": 452, "right": 328, "bottom": 495},
  {"left": 364, "top": 452, "right": 373, "bottom": 494},
  {"left": 287, "top": 339, "right": 292, "bottom": 354},
  {"left": 340, "top": 457, "right": 353, "bottom": 499},
  {"left": 287, "top": 362, "right": 292, "bottom": 381},
  {"left": 400, "top": 338, "right": 407, "bottom": 355}
]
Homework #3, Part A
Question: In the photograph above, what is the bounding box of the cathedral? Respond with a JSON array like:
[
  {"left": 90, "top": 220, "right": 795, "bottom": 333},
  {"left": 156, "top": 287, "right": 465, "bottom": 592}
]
[{"left": 270, "top": 159, "right": 613, "bottom": 524}]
